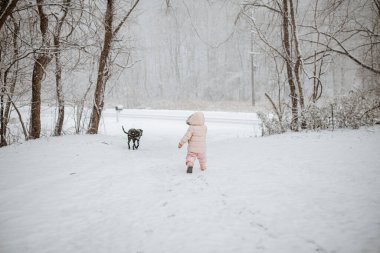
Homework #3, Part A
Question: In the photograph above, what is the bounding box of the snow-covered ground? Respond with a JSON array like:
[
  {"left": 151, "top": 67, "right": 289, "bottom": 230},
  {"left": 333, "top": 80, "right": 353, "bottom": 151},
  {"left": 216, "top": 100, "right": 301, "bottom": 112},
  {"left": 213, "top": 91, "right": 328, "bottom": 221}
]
[{"left": 1, "top": 110, "right": 379, "bottom": 253}]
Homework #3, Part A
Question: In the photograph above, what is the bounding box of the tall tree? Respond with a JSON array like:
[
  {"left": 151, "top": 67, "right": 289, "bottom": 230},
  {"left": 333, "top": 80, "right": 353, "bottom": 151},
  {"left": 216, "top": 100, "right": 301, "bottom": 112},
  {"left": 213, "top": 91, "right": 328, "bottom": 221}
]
[
  {"left": 281, "top": 0, "right": 299, "bottom": 131},
  {"left": 30, "top": 0, "right": 52, "bottom": 139},
  {"left": 288, "top": 0, "right": 306, "bottom": 128},
  {"left": 53, "top": 0, "right": 71, "bottom": 136},
  {"left": 87, "top": 0, "right": 140, "bottom": 134}
]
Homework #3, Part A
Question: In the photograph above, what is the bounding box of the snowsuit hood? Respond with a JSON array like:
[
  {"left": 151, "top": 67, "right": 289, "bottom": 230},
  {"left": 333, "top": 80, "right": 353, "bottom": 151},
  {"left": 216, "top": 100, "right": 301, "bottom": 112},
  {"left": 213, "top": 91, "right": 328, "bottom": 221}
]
[{"left": 186, "top": 112, "right": 205, "bottom": 126}]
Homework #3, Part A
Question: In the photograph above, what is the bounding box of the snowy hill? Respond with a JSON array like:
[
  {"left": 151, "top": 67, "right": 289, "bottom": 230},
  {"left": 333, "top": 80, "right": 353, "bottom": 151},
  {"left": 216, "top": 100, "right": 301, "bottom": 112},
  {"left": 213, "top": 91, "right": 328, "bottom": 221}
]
[{"left": 1, "top": 117, "right": 380, "bottom": 252}]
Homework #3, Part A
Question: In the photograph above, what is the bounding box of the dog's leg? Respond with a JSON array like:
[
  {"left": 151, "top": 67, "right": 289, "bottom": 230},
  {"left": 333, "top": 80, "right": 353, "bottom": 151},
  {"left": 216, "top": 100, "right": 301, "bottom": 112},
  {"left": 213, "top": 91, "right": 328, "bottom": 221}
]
[
  {"left": 128, "top": 137, "right": 131, "bottom": 149},
  {"left": 135, "top": 139, "right": 140, "bottom": 149},
  {"left": 132, "top": 139, "right": 136, "bottom": 150}
]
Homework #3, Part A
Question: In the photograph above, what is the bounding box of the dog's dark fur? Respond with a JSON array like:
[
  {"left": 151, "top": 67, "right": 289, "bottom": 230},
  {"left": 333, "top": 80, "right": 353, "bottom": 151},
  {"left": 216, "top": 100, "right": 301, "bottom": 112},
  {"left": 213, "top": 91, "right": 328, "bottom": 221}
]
[{"left": 122, "top": 126, "right": 143, "bottom": 150}]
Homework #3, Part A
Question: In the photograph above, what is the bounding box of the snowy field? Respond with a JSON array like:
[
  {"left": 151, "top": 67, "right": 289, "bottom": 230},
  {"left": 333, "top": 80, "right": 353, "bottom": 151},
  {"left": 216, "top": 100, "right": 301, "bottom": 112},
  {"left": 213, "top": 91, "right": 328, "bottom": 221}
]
[{"left": 1, "top": 109, "right": 380, "bottom": 253}]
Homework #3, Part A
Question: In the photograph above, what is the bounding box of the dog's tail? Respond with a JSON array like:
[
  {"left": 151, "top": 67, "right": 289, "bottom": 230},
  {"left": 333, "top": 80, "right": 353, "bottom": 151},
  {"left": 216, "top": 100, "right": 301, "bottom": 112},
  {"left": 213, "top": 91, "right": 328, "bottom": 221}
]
[{"left": 122, "top": 126, "right": 128, "bottom": 134}]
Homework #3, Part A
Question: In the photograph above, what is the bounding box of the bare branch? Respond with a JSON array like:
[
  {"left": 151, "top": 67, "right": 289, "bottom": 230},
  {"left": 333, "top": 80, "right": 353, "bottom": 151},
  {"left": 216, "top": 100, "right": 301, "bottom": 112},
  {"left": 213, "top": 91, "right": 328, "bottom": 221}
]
[
  {"left": 0, "top": 0, "right": 19, "bottom": 31},
  {"left": 242, "top": 2, "right": 281, "bottom": 14},
  {"left": 113, "top": 0, "right": 140, "bottom": 37},
  {"left": 302, "top": 27, "right": 380, "bottom": 74}
]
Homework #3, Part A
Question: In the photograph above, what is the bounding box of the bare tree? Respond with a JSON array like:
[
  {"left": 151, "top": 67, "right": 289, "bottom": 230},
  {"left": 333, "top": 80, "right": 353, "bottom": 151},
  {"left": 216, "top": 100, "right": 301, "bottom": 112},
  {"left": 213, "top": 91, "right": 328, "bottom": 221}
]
[
  {"left": 0, "top": 1, "right": 40, "bottom": 146},
  {"left": 281, "top": 0, "right": 299, "bottom": 130},
  {"left": 0, "top": 16, "right": 21, "bottom": 146},
  {"left": 87, "top": 0, "right": 140, "bottom": 134},
  {"left": 288, "top": 0, "right": 307, "bottom": 128},
  {"left": 53, "top": 0, "right": 71, "bottom": 136},
  {"left": 29, "top": 0, "right": 52, "bottom": 139},
  {"left": 242, "top": 0, "right": 302, "bottom": 130},
  {"left": 2, "top": 20, "right": 20, "bottom": 130}
]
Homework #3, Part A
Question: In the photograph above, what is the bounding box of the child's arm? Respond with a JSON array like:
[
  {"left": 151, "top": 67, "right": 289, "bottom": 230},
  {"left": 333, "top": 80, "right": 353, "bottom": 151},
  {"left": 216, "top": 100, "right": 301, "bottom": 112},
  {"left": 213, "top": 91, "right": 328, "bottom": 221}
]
[{"left": 178, "top": 127, "right": 192, "bottom": 148}]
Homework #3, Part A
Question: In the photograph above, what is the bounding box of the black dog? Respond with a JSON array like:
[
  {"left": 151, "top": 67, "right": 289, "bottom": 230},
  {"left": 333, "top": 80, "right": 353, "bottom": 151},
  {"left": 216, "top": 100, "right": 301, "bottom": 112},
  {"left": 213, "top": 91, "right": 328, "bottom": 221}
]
[{"left": 122, "top": 126, "right": 143, "bottom": 150}]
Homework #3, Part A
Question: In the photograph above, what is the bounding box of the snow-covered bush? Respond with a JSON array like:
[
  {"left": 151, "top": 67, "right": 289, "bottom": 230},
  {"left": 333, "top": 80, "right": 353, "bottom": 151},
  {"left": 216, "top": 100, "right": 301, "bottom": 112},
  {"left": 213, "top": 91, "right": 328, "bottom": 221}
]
[
  {"left": 260, "top": 89, "right": 380, "bottom": 136},
  {"left": 257, "top": 112, "right": 287, "bottom": 136},
  {"left": 301, "top": 104, "right": 331, "bottom": 130},
  {"left": 303, "top": 90, "right": 380, "bottom": 130},
  {"left": 333, "top": 90, "right": 379, "bottom": 129}
]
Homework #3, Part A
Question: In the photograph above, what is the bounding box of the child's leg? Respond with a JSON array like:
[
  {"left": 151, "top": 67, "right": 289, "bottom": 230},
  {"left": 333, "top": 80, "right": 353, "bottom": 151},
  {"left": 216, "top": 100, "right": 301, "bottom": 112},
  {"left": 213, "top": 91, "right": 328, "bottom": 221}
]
[
  {"left": 197, "top": 153, "right": 207, "bottom": 170},
  {"left": 186, "top": 152, "right": 196, "bottom": 167}
]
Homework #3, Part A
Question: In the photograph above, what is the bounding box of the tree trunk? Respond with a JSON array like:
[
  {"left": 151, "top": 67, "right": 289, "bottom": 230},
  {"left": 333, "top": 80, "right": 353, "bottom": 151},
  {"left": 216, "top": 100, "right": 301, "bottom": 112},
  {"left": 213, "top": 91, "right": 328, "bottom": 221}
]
[
  {"left": 288, "top": 0, "right": 305, "bottom": 129},
  {"left": 282, "top": 0, "right": 298, "bottom": 131},
  {"left": 0, "top": 55, "right": 6, "bottom": 145},
  {"left": 312, "top": 50, "right": 317, "bottom": 102},
  {"left": 30, "top": 0, "right": 51, "bottom": 139},
  {"left": 87, "top": 0, "right": 114, "bottom": 134},
  {"left": 53, "top": 36, "right": 65, "bottom": 136},
  {"left": 30, "top": 55, "right": 50, "bottom": 139},
  {"left": 53, "top": 0, "right": 70, "bottom": 136},
  {"left": 0, "top": 87, "right": 6, "bottom": 147}
]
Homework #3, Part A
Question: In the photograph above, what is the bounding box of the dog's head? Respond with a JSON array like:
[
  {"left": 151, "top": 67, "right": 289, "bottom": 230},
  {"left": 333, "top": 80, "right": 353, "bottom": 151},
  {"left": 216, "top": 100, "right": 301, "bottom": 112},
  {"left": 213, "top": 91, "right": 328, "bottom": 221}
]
[
  {"left": 128, "top": 128, "right": 143, "bottom": 138},
  {"left": 136, "top": 129, "right": 143, "bottom": 137}
]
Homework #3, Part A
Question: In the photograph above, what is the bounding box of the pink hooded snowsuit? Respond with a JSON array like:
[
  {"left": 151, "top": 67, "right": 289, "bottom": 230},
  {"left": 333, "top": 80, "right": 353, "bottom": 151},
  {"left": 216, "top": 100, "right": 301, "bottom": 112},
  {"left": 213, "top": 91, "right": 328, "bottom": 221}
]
[{"left": 179, "top": 112, "right": 207, "bottom": 170}]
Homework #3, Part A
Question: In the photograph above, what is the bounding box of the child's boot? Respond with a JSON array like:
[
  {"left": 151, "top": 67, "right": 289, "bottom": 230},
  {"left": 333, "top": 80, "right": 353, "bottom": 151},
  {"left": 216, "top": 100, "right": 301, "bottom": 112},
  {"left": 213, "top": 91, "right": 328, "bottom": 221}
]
[{"left": 186, "top": 162, "right": 193, "bottom": 173}]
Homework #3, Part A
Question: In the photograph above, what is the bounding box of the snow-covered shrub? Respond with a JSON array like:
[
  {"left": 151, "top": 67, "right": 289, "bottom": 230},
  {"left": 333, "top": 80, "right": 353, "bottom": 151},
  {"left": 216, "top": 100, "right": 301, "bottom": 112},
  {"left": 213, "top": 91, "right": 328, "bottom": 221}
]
[
  {"left": 333, "top": 90, "right": 380, "bottom": 129},
  {"left": 301, "top": 104, "right": 330, "bottom": 130},
  {"left": 302, "top": 90, "right": 379, "bottom": 130},
  {"left": 257, "top": 112, "right": 287, "bottom": 136},
  {"left": 260, "top": 89, "right": 380, "bottom": 136}
]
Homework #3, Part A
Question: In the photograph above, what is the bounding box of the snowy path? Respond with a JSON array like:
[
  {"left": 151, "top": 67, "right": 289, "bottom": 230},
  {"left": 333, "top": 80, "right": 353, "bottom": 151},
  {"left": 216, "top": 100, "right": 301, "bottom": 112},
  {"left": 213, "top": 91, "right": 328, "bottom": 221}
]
[{"left": 0, "top": 115, "right": 380, "bottom": 252}]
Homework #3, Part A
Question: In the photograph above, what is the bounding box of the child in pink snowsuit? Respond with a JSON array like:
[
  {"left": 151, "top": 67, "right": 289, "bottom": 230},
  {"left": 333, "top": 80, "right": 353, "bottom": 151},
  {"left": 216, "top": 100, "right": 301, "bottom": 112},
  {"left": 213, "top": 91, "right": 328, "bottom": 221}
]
[{"left": 178, "top": 112, "right": 207, "bottom": 173}]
